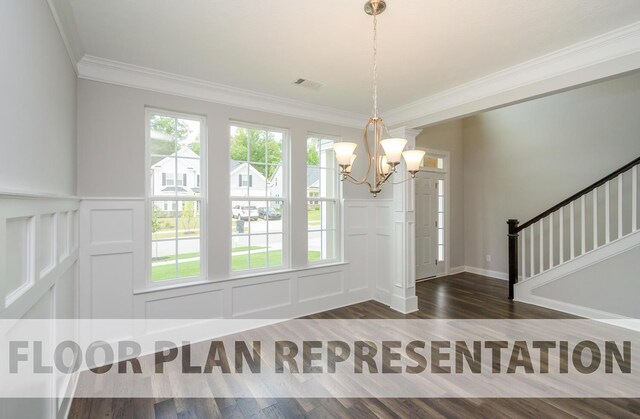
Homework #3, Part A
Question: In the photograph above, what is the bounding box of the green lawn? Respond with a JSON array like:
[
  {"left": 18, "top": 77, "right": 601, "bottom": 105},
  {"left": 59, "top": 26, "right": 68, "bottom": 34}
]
[
  {"left": 308, "top": 208, "right": 321, "bottom": 225},
  {"left": 152, "top": 260, "right": 200, "bottom": 281},
  {"left": 152, "top": 252, "right": 200, "bottom": 263},
  {"left": 152, "top": 250, "right": 323, "bottom": 280}
]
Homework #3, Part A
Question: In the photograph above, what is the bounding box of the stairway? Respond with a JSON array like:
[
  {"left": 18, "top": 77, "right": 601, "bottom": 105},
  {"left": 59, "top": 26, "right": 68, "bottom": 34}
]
[{"left": 507, "top": 156, "right": 640, "bottom": 318}]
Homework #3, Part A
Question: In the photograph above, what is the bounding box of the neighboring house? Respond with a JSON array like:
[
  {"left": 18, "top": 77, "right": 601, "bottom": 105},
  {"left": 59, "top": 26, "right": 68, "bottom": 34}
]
[
  {"left": 152, "top": 155, "right": 327, "bottom": 212},
  {"left": 230, "top": 161, "right": 271, "bottom": 197},
  {"left": 307, "top": 167, "right": 320, "bottom": 205},
  {"left": 270, "top": 165, "right": 322, "bottom": 202},
  {"left": 152, "top": 147, "right": 201, "bottom": 212}
]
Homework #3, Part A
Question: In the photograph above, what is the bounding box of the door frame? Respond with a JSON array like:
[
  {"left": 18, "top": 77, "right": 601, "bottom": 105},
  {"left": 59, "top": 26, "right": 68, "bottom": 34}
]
[{"left": 415, "top": 148, "right": 451, "bottom": 279}]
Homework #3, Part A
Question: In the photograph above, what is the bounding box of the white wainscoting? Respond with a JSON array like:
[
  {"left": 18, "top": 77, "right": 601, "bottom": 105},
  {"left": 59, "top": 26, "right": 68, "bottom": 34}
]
[
  {"left": 344, "top": 199, "right": 394, "bottom": 305},
  {"left": 0, "top": 194, "right": 80, "bottom": 419},
  {"left": 79, "top": 198, "right": 392, "bottom": 329}
]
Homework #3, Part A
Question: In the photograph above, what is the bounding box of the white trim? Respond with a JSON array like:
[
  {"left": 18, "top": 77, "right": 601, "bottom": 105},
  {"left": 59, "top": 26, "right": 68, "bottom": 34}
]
[
  {"left": 463, "top": 266, "right": 509, "bottom": 281},
  {"left": 228, "top": 122, "right": 290, "bottom": 277},
  {"left": 50, "top": 0, "right": 640, "bottom": 131},
  {"left": 516, "top": 294, "right": 630, "bottom": 321},
  {"left": 385, "top": 21, "right": 640, "bottom": 128},
  {"left": 417, "top": 148, "right": 451, "bottom": 277},
  {"left": 81, "top": 197, "right": 145, "bottom": 201},
  {"left": 134, "top": 261, "right": 350, "bottom": 295},
  {"left": 0, "top": 190, "right": 80, "bottom": 201},
  {"left": 144, "top": 108, "right": 208, "bottom": 289},
  {"left": 448, "top": 266, "right": 465, "bottom": 275},
  {"left": 45, "top": 0, "right": 82, "bottom": 74},
  {"left": 77, "top": 55, "right": 367, "bottom": 129}
]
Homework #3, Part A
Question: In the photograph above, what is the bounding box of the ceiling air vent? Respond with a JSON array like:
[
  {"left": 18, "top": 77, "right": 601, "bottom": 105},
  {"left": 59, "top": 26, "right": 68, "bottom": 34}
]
[{"left": 292, "top": 78, "right": 324, "bottom": 90}]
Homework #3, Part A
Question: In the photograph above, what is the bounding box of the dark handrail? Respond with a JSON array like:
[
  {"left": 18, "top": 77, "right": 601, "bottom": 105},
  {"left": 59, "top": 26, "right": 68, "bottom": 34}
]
[{"left": 517, "top": 156, "right": 640, "bottom": 232}]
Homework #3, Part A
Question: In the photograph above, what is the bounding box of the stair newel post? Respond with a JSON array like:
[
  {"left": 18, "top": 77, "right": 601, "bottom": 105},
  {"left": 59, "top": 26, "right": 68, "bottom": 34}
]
[{"left": 507, "top": 219, "right": 519, "bottom": 300}]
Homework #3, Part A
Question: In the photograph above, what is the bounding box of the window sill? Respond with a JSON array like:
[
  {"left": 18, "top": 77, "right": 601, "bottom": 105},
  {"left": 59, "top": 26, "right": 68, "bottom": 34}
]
[{"left": 134, "top": 261, "right": 350, "bottom": 296}]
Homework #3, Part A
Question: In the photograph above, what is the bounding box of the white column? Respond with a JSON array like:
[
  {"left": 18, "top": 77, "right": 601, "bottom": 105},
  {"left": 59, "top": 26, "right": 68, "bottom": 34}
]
[{"left": 388, "top": 126, "right": 421, "bottom": 313}]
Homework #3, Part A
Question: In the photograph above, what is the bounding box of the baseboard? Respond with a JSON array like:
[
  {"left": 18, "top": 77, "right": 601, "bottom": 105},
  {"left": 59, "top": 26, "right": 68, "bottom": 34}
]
[
  {"left": 60, "top": 368, "right": 80, "bottom": 418},
  {"left": 449, "top": 266, "right": 465, "bottom": 275},
  {"left": 462, "top": 266, "right": 508, "bottom": 281},
  {"left": 515, "top": 294, "right": 640, "bottom": 331}
]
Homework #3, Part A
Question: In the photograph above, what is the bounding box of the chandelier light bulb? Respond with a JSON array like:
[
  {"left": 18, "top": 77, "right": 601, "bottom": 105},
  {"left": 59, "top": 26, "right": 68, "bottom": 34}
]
[
  {"left": 380, "top": 138, "right": 407, "bottom": 164},
  {"left": 333, "top": 142, "right": 358, "bottom": 166},
  {"left": 402, "top": 149, "right": 426, "bottom": 175},
  {"left": 346, "top": 154, "right": 357, "bottom": 174},
  {"left": 380, "top": 155, "right": 391, "bottom": 175}
]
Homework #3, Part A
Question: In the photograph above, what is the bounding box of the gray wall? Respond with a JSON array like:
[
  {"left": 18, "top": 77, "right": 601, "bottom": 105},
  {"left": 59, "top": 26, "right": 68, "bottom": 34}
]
[
  {"left": 416, "top": 120, "right": 465, "bottom": 269},
  {"left": 0, "top": 0, "right": 77, "bottom": 196},
  {"left": 463, "top": 71, "right": 640, "bottom": 275},
  {"left": 533, "top": 243, "right": 640, "bottom": 317},
  {"left": 77, "top": 79, "right": 376, "bottom": 200}
]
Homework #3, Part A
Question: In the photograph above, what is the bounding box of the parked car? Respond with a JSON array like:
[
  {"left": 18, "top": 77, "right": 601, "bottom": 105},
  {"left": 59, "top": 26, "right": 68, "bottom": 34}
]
[
  {"left": 232, "top": 205, "right": 259, "bottom": 220},
  {"left": 258, "top": 207, "right": 281, "bottom": 220}
]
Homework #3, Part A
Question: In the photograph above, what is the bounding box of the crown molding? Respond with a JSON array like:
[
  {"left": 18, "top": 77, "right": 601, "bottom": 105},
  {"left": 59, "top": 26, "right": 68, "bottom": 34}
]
[
  {"left": 46, "top": 0, "right": 84, "bottom": 74},
  {"left": 385, "top": 20, "right": 640, "bottom": 129},
  {"left": 53, "top": 0, "right": 640, "bottom": 131},
  {"left": 76, "top": 55, "right": 368, "bottom": 129}
]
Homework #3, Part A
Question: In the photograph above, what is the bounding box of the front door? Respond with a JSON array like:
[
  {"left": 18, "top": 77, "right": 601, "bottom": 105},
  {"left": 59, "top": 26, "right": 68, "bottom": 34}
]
[{"left": 415, "top": 171, "right": 442, "bottom": 280}]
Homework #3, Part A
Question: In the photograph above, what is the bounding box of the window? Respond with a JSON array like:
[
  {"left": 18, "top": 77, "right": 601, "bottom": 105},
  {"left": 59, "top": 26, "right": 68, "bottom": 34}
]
[
  {"left": 239, "top": 173, "right": 252, "bottom": 187},
  {"left": 230, "top": 123, "right": 286, "bottom": 272},
  {"left": 307, "top": 134, "right": 339, "bottom": 262},
  {"left": 437, "top": 179, "right": 445, "bottom": 262},
  {"left": 147, "top": 109, "right": 205, "bottom": 283},
  {"left": 424, "top": 155, "right": 445, "bottom": 171}
]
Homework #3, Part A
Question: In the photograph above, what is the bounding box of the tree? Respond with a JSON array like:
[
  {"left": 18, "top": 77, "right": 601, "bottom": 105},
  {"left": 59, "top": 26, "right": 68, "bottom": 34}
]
[
  {"left": 151, "top": 205, "right": 161, "bottom": 233},
  {"left": 150, "top": 115, "right": 201, "bottom": 159},
  {"left": 230, "top": 127, "right": 282, "bottom": 179},
  {"left": 180, "top": 201, "right": 196, "bottom": 234},
  {"left": 307, "top": 145, "right": 320, "bottom": 166},
  {"left": 151, "top": 115, "right": 190, "bottom": 140},
  {"left": 188, "top": 142, "right": 200, "bottom": 156}
]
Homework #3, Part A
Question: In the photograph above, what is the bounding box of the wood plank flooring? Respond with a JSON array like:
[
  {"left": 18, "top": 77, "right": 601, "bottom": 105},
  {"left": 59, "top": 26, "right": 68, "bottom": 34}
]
[{"left": 68, "top": 273, "right": 640, "bottom": 418}]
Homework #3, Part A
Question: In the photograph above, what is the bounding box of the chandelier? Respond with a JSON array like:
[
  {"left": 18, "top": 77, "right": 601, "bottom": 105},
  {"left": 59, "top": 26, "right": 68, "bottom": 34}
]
[{"left": 333, "top": 0, "right": 425, "bottom": 197}]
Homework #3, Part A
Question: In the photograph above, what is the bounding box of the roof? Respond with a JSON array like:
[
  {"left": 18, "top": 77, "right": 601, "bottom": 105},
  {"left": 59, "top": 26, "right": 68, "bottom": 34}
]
[
  {"left": 161, "top": 186, "right": 188, "bottom": 193},
  {"left": 307, "top": 166, "right": 320, "bottom": 189}
]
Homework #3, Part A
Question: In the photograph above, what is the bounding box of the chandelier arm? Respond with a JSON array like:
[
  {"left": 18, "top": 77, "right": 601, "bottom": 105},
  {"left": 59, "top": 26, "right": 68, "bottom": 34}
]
[
  {"left": 386, "top": 176, "right": 415, "bottom": 186},
  {"left": 347, "top": 119, "right": 374, "bottom": 185},
  {"left": 342, "top": 173, "right": 374, "bottom": 190},
  {"left": 375, "top": 170, "right": 394, "bottom": 189}
]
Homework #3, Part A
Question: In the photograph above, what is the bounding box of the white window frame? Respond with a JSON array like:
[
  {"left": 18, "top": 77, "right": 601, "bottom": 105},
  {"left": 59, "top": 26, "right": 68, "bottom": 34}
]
[
  {"left": 306, "top": 133, "right": 342, "bottom": 266},
  {"left": 145, "top": 108, "right": 207, "bottom": 288},
  {"left": 229, "top": 121, "right": 289, "bottom": 276}
]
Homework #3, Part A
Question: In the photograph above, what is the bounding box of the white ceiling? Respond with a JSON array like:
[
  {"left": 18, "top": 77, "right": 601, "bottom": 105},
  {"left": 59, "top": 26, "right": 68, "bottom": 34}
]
[{"left": 66, "top": 0, "right": 640, "bottom": 115}]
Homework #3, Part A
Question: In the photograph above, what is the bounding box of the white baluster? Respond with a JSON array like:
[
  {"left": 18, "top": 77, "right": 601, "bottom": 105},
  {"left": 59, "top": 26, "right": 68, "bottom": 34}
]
[
  {"left": 549, "top": 213, "right": 554, "bottom": 268},
  {"left": 581, "top": 195, "right": 586, "bottom": 255},
  {"left": 570, "top": 202, "right": 575, "bottom": 259},
  {"left": 593, "top": 189, "right": 598, "bottom": 249},
  {"left": 559, "top": 207, "right": 564, "bottom": 264},
  {"left": 618, "top": 174, "right": 623, "bottom": 239},
  {"left": 521, "top": 228, "right": 526, "bottom": 280},
  {"left": 633, "top": 165, "right": 638, "bottom": 232},
  {"left": 605, "top": 181, "right": 611, "bottom": 244},
  {"left": 530, "top": 225, "right": 535, "bottom": 276},
  {"left": 540, "top": 219, "right": 544, "bottom": 273}
]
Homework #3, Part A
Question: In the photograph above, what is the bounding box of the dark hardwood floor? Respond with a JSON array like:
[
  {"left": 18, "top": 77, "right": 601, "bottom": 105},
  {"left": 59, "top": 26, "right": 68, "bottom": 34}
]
[{"left": 68, "top": 273, "right": 640, "bottom": 418}]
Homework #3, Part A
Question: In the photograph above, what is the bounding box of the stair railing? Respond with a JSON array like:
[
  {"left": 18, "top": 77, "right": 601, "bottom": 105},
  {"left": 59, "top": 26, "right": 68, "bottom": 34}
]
[{"left": 508, "top": 156, "right": 640, "bottom": 300}]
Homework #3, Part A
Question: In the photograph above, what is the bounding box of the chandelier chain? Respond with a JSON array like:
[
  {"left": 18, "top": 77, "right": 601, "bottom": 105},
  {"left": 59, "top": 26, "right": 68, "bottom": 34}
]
[{"left": 372, "top": 10, "right": 378, "bottom": 118}]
